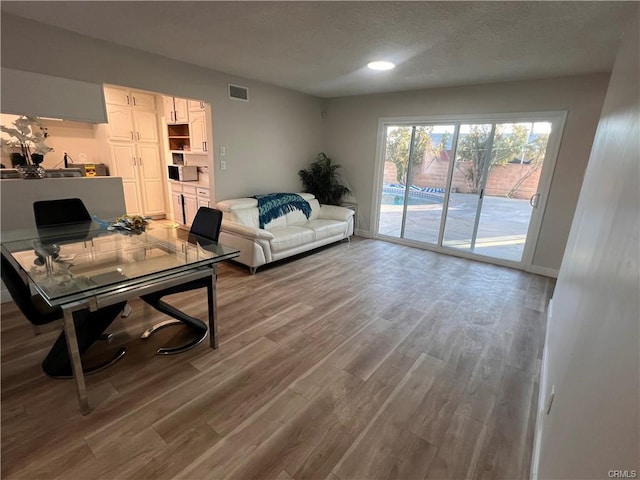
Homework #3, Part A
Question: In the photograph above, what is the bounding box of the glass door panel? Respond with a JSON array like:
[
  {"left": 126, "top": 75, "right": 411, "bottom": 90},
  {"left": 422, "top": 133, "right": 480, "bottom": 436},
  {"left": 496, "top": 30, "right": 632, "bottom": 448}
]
[
  {"left": 442, "top": 124, "right": 494, "bottom": 251},
  {"left": 378, "top": 125, "right": 412, "bottom": 238},
  {"left": 474, "top": 122, "right": 552, "bottom": 261},
  {"left": 403, "top": 125, "right": 456, "bottom": 244}
]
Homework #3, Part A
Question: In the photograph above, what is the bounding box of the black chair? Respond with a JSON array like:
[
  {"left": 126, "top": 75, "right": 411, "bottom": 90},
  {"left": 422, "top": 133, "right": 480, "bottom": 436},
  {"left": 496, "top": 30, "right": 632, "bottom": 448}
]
[
  {"left": 1, "top": 253, "right": 127, "bottom": 377},
  {"left": 33, "top": 198, "right": 133, "bottom": 318},
  {"left": 33, "top": 198, "right": 91, "bottom": 227},
  {"left": 140, "top": 207, "right": 223, "bottom": 355}
]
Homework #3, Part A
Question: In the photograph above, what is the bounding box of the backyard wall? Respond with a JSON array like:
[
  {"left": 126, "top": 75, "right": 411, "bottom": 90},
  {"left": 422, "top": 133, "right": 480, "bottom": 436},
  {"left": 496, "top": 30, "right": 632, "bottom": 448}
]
[
  {"left": 383, "top": 159, "right": 542, "bottom": 199},
  {"left": 0, "top": 14, "right": 324, "bottom": 202},
  {"left": 325, "top": 74, "right": 609, "bottom": 273}
]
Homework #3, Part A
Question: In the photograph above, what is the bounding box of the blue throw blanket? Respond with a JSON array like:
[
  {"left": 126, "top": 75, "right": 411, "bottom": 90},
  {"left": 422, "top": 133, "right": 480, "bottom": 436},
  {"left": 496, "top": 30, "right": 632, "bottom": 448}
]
[{"left": 254, "top": 193, "right": 312, "bottom": 228}]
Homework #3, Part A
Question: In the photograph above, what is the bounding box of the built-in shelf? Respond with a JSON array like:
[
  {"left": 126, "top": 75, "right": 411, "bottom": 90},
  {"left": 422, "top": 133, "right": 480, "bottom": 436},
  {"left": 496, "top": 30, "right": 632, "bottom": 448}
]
[{"left": 167, "top": 124, "right": 190, "bottom": 151}]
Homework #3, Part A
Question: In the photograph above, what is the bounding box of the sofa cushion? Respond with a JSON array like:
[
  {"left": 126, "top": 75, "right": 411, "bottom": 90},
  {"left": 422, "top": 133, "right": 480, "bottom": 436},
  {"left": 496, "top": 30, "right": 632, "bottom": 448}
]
[
  {"left": 229, "top": 208, "right": 260, "bottom": 229},
  {"left": 217, "top": 198, "right": 258, "bottom": 211},
  {"left": 306, "top": 219, "right": 347, "bottom": 240},
  {"left": 269, "top": 226, "right": 315, "bottom": 252}
]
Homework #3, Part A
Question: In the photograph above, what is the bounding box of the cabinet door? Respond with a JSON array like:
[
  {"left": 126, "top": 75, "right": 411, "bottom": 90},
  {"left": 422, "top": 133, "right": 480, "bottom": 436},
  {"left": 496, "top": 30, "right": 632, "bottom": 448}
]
[
  {"left": 133, "top": 110, "right": 159, "bottom": 143},
  {"left": 188, "top": 100, "right": 205, "bottom": 112},
  {"left": 183, "top": 194, "right": 198, "bottom": 226},
  {"left": 104, "top": 86, "right": 131, "bottom": 106},
  {"left": 110, "top": 144, "right": 141, "bottom": 215},
  {"left": 137, "top": 144, "right": 165, "bottom": 216},
  {"left": 197, "top": 196, "right": 210, "bottom": 209},
  {"left": 172, "top": 192, "right": 185, "bottom": 224},
  {"left": 163, "top": 96, "right": 176, "bottom": 123},
  {"left": 131, "top": 91, "right": 155, "bottom": 110},
  {"left": 106, "top": 104, "right": 135, "bottom": 141},
  {"left": 189, "top": 110, "right": 207, "bottom": 154},
  {"left": 174, "top": 98, "right": 189, "bottom": 123}
]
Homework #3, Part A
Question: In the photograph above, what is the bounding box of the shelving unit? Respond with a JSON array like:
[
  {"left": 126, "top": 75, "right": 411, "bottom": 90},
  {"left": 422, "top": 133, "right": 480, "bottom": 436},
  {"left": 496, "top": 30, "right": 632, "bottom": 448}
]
[{"left": 167, "top": 124, "right": 191, "bottom": 152}]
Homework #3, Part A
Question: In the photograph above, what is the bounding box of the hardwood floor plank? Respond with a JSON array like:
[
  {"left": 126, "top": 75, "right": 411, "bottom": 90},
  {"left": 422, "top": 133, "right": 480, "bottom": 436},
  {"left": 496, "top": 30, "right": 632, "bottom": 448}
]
[{"left": 425, "top": 412, "right": 487, "bottom": 479}]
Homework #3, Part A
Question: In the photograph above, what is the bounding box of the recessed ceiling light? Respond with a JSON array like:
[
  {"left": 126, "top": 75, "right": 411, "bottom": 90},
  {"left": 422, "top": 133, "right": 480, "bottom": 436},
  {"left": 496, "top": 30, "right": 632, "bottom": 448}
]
[{"left": 367, "top": 61, "right": 396, "bottom": 71}]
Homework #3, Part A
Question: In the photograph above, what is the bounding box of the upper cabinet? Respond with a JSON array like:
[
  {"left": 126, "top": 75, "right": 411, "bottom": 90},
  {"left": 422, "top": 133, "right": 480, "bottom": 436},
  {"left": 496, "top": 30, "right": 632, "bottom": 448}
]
[
  {"left": 104, "top": 86, "right": 155, "bottom": 110},
  {"left": 164, "top": 96, "right": 189, "bottom": 124},
  {"left": 105, "top": 86, "right": 159, "bottom": 143},
  {"left": 189, "top": 110, "right": 208, "bottom": 154},
  {"left": 188, "top": 100, "right": 206, "bottom": 112}
]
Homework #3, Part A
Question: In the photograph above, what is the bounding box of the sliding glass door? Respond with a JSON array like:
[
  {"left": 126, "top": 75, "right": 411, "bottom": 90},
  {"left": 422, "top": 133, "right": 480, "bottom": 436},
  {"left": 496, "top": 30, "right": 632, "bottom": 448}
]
[
  {"left": 375, "top": 113, "right": 563, "bottom": 267},
  {"left": 377, "top": 124, "right": 456, "bottom": 245}
]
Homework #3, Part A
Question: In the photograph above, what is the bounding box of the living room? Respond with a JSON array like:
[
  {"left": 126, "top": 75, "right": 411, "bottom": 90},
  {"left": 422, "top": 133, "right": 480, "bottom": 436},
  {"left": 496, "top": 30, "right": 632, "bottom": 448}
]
[{"left": 1, "top": 2, "right": 638, "bottom": 480}]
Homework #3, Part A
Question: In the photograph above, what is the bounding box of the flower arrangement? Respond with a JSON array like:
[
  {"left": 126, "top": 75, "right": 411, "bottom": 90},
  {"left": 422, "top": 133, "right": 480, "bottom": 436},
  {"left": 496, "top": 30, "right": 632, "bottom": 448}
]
[
  {"left": 1, "top": 115, "right": 53, "bottom": 165},
  {"left": 110, "top": 215, "right": 149, "bottom": 234}
]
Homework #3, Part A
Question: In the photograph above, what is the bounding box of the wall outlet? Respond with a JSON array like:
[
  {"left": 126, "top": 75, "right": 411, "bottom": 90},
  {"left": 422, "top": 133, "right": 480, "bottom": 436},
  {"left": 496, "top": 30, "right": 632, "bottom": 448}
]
[
  {"left": 220, "top": 160, "right": 227, "bottom": 171},
  {"left": 220, "top": 146, "right": 226, "bottom": 156}
]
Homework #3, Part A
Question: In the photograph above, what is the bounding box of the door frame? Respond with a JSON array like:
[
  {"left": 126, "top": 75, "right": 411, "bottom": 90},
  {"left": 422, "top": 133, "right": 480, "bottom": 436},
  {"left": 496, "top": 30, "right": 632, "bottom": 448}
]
[{"left": 371, "top": 111, "right": 568, "bottom": 272}]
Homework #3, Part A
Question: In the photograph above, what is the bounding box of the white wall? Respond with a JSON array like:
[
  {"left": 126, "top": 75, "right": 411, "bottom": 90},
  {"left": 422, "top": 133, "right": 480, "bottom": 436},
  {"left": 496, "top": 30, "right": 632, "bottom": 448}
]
[
  {"left": 535, "top": 11, "right": 639, "bottom": 479},
  {"left": 324, "top": 74, "right": 609, "bottom": 272},
  {"left": 0, "top": 14, "right": 324, "bottom": 202}
]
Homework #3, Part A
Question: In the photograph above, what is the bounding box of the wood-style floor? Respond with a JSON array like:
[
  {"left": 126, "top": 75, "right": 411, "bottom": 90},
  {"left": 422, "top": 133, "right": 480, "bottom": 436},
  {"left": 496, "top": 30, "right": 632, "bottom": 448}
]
[{"left": 1, "top": 237, "right": 553, "bottom": 480}]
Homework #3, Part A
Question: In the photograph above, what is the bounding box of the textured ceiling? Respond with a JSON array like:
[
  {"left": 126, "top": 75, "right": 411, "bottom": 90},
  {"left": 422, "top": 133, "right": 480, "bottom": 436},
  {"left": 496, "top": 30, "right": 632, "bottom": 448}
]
[{"left": 1, "top": 1, "right": 635, "bottom": 98}]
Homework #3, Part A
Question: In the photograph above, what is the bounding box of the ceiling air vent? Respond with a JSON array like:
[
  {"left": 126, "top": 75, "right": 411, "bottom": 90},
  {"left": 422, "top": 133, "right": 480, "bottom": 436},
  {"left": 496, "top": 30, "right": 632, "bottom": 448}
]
[{"left": 228, "top": 84, "right": 249, "bottom": 102}]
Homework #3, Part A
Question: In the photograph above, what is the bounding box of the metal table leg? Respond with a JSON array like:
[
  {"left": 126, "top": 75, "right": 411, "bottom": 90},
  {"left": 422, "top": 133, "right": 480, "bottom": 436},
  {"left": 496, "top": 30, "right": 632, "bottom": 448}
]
[
  {"left": 62, "top": 308, "right": 90, "bottom": 415},
  {"left": 208, "top": 266, "right": 218, "bottom": 349}
]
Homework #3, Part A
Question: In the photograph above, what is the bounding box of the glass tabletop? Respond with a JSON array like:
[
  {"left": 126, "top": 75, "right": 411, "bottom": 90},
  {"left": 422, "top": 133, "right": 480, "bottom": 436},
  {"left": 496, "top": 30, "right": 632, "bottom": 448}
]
[{"left": 2, "top": 222, "right": 239, "bottom": 306}]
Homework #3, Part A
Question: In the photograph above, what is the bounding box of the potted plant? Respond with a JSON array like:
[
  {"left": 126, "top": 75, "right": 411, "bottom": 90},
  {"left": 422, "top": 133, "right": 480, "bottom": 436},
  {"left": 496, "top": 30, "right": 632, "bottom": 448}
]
[
  {"left": 298, "top": 152, "right": 351, "bottom": 205},
  {"left": 1, "top": 115, "right": 53, "bottom": 178}
]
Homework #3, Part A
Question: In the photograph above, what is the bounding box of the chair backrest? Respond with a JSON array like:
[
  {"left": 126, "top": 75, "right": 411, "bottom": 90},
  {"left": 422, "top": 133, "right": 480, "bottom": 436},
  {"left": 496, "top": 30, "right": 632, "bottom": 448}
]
[
  {"left": 189, "top": 207, "right": 223, "bottom": 243},
  {"left": 0, "top": 253, "right": 59, "bottom": 325},
  {"left": 33, "top": 198, "right": 91, "bottom": 228}
]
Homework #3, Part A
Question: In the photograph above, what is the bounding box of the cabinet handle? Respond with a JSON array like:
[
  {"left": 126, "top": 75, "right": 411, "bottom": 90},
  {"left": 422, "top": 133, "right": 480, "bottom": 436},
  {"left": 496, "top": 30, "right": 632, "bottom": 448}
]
[
  {"left": 132, "top": 157, "right": 136, "bottom": 166},
  {"left": 130, "top": 131, "right": 134, "bottom": 140},
  {"left": 139, "top": 157, "right": 143, "bottom": 166},
  {"left": 200, "top": 102, "right": 204, "bottom": 109},
  {"left": 132, "top": 96, "right": 137, "bottom": 106},
  {"left": 126, "top": 95, "right": 130, "bottom": 105},
  {"left": 203, "top": 141, "right": 207, "bottom": 152},
  {"left": 170, "top": 111, "right": 174, "bottom": 122},
  {"left": 137, "top": 132, "right": 140, "bottom": 140}
]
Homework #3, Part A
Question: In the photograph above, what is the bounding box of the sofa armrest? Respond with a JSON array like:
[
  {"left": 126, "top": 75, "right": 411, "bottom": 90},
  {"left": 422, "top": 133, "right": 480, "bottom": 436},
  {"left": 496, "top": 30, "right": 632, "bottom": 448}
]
[
  {"left": 319, "top": 205, "right": 355, "bottom": 222},
  {"left": 221, "top": 220, "right": 274, "bottom": 240}
]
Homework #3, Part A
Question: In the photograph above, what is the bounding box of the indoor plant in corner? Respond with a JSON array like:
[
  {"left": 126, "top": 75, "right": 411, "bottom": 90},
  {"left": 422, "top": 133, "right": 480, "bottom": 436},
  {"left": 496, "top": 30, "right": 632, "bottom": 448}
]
[
  {"left": 1, "top": 115, "right": 53, "bottom": 179},
  {"left": 298, "top": 152, "right": 351, "bottom": 205}
]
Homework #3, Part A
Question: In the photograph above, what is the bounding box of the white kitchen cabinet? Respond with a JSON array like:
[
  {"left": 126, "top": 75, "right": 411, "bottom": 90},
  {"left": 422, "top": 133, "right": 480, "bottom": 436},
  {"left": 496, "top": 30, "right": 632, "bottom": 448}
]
[
  {"left": 164, "top": 96, "right": 189, "bottom": 124},
  {"left": 183, "top": 193, "right": 198, "bottom": 226},
  {"left": 108, "top": 131, "right": 165, "bottom": 216},
  {"left": 189, "top": 110, "right": 208, "bottom": 154},
  {"left": 110, "top": 143, "right": 142, "bottom": 215},
  {"left": 196, "top": 187, "right": 210, "bottom": 209},
  {"left": 188, "top": 99, "right": 206, "bottom": 112},
  {"left": 170, "top": 183, "right": 209, "bottom": 226},
  {"left": 104, "top": 85, "right": 165, "bottom": 218},
  {"left": 104, "top": 86, "right": 155, "bottom": 110},
  {"left": 137, "top": 144, "right": 165, "bottom": 216},
  {"left": 106, "top": 101, "right": 159, "bottom": 143},
  {"left": 106, "top": 104, "right": 135, "bottom": 142},
  {"left": 132, "top": 110, "right": 159, "bottom": 143}
]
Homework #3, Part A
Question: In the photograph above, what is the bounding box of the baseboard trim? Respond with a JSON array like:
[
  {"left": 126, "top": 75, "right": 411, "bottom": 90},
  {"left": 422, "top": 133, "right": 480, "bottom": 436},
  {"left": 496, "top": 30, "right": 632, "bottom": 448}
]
[
  {"left": 525, "top": 265, "right": 559, "bottom": 278},
  {"left": 354, "top": 228, "right": 372, "bottom": 238}
]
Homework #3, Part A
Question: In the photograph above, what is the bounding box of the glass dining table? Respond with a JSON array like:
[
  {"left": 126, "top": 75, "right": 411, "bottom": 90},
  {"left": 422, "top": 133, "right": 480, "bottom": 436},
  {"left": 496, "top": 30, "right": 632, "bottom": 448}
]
[{"left": 1, "top": 222, "right": 239, "bottom": 414}]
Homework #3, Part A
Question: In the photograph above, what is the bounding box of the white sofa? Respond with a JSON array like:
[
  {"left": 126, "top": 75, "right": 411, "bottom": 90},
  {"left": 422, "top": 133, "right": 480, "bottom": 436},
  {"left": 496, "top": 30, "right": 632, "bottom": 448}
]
[{"left": 217, "top": 193, "right": 354, "bottom": 273}]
